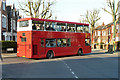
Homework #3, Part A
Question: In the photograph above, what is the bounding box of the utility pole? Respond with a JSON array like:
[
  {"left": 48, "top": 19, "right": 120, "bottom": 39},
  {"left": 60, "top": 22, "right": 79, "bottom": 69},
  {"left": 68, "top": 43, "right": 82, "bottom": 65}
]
[{"left": 113, "top": 0, "right": 116, "bottom": 52}]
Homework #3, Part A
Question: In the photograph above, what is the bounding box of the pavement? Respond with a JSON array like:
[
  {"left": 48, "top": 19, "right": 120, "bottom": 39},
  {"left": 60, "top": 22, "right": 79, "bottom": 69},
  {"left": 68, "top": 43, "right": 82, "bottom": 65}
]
[{"left": 1, "top": 49, "right": 119, "bottom": 58}]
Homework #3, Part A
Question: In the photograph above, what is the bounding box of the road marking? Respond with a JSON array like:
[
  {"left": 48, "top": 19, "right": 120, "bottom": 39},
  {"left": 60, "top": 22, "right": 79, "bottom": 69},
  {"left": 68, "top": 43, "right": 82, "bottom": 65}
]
[
  {"left": 58, "top": 58, "right": 79, "bottom": 78},
  {"left": 72, "top": 72, "right": 75, "bottom": 74},
  {"left": 75, "top": 76, "right": 78, "bottom": 78}
]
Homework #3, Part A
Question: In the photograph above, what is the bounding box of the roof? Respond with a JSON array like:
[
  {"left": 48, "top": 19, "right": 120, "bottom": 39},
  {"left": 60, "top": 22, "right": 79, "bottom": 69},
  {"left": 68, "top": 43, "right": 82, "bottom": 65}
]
[
  {"left": 95, "top": 20, "right": 120, "bottom": 30},
  {"left": 18, "top": 18, "right": 89, "bottom": 26},
  {"left": 95, "top": 25, "right": 107, "bottom": 30}
]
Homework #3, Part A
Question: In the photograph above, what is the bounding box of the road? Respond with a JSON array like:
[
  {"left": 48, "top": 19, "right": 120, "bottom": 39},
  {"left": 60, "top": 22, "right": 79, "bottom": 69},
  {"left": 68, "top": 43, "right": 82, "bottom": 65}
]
[{"left": 1, "top": 49, "right": 119, "bottom": 79}]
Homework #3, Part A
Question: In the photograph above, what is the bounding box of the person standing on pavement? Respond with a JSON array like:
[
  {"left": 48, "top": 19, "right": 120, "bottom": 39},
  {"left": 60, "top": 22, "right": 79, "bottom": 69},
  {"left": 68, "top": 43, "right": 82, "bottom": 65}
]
[{"left": 0, "top": 53, "right": 3, "bottom": 62}]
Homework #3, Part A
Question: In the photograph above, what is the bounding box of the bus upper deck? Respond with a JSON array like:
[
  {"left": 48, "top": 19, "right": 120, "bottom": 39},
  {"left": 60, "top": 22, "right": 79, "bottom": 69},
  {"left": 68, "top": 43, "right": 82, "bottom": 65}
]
[{"left": 17, "top": 18, "right": 89, "bottom": 33}]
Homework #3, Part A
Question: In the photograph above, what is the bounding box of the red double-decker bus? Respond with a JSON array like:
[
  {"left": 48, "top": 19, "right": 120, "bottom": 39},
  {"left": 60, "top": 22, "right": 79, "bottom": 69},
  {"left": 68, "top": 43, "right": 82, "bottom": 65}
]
[{"left": 17, "top": 18, "right": 91, "bottom": 59}]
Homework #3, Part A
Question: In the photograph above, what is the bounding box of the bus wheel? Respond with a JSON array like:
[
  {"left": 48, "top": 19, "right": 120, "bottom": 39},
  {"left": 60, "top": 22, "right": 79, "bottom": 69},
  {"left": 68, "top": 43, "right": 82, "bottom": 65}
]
[
  {"left": 47, "top": 51, "right": 54, "bottom": 59},
  {"left": 77, "top": 49, "right": 83, "bottom": 56}
]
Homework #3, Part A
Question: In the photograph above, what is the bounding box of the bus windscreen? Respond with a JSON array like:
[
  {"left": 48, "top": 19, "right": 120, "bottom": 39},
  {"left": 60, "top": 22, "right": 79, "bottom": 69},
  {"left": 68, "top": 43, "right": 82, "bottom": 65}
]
[{"left": 19, "top": 20, "right": 29, "bottom": 27}]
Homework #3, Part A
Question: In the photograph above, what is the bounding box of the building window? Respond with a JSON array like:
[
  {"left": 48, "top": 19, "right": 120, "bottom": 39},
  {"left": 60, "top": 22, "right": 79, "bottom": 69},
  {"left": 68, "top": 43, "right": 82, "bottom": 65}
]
[
  {"left": 13, "top": 20, "right": 16, "bottom": 30},
  {"left": 13, "top": 11, "right": 15, "bottom": 16},
  {"left": 112, "top": 25, "right": 114, "bottom": 33},
  {"left": 11, "top": 18, "right": 13, "bottom": 32},
  {"left": 116, "top": 25, "right": 119, "bottom": 33},
  {"left": 2, "top": 14, "right": 6, "bottom": 28},
  {"left": 2, "top": 1, "right": 6, "bottom": 11},
  {"left": 98, "top": 31, "right": 100, "bottom": 36},
  {"left": 102, "top": 31, "right": 106, "bottom": 36},
  {"left": 95, "top": 31, "right": 96, "bottom": 36}
]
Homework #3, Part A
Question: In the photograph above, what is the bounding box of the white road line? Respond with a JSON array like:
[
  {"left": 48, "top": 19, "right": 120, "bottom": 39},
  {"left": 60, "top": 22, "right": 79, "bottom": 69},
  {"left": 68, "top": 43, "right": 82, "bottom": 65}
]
[
  {"left": 72, "top": 72, "right": 75, "bottom": 74},
  {"left": 58, "top": 58, "right": 79, "bottom": 78},
  {"left": 75, "top": 76, "right": 78, "bottom": 78}
]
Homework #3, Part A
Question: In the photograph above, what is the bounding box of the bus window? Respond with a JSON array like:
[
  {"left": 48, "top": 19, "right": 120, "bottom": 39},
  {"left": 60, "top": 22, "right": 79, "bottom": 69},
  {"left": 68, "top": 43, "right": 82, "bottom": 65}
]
[
  {"left": 77, "top": 25, "right": 83, "bottom": 32},
  {"left": 45, "top": 22, "right": 56, "bottom": 31},
  {"left": 84, "top": 26, "right": 89, "bottom": 33},
  {"left": 67, "top": 24, "right": 75, "bottom": 32},
  {"left": 56, "top": 23, "right": 66, "bottom": 31},
  {"left": 67, "top": 39, "right": 71, "bottom": 47},
  {"left": 32, "top": 24, "right": 37, "bottom": 30},
  {"left": 57, "top": 39, "right": 66, "bottom": 47},
  {"left": 41, "top": 40, "right": 44, "bottom": 47},
  {"left": 85, "top": 39, "right": 91, "bottom": 46},
  {"left": 32, "top": 21, "right": 44, "bottom": 31},
  {"left": 19, "top": 20, "right": 29, "bottom": 27},
  {"left": 46, "top": 39, "right": 56, "bottom": 47},
  {"left": 21, "top": 38, "right": 26, "bottom": 42}
]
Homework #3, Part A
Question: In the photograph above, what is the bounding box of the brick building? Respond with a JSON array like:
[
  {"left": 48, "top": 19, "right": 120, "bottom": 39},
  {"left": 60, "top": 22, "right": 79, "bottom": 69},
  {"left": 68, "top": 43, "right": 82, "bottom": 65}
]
[
  {"left": 6, "top": 4, "right": 19, "bottom": 41},
  {"left": 0, "top": 0, "right": 7, "bottom": 41},
  {"left": 0, "top": 0, "right": 19, "bottom": 42},
  {"left": 93, "top": 21, "right": 120, "bottom": 51},
  {"left": 93, "top": 1, "right": 120, "bottom": 51}
]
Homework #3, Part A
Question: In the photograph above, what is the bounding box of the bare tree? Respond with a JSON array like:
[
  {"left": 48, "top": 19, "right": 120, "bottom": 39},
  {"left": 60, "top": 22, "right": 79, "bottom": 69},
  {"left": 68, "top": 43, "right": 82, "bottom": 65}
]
[
  {"left": 18, "top": 0, "right": 56, "bottom": 19},
  {"left": 103, "top": 0, "right": 119, "bottom": 51},
  {"left": 103, "top": 0, "right": 119, "bottom": 24},
  {"left": 83, "top": 9, "right": 101, "bottom": 40}
]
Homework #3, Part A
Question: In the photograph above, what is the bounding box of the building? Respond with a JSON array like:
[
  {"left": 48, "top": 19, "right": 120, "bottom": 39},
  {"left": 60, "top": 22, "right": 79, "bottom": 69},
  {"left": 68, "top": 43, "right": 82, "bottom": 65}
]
[
  {"left": 0, "top": 0, "right": 19, "bottom": 42},
  {"left": 93, "top": 1, "right": 120, "bottom": 51},
  {"left": 6, "top": 4, "right": 19, "bottom": 41},
  {"left": 0, "top": 0, "right": 7, "bottom": 41},
  {"left": 93, "top": 21, "right": 120, "bottom": 51}
]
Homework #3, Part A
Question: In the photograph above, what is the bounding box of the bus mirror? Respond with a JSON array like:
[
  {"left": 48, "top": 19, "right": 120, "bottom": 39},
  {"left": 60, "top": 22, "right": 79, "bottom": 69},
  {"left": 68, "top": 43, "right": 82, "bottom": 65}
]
[{"left": 20, "top": 36, "right": 22, "bottom": 38}]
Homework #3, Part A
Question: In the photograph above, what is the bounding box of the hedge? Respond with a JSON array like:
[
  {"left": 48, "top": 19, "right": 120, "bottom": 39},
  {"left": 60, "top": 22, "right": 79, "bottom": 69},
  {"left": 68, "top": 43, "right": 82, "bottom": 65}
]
[{"left": 0, "top": 40, "right": 17, "bottom": 49}]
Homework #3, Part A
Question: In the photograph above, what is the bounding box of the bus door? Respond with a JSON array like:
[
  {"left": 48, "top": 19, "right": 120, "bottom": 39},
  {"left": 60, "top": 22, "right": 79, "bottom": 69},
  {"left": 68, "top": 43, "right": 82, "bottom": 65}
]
[
  {"left": 39, "top": 39, "right": 45, "bottom": 58},
  {"left": 32, "top": 38, "right": 45, "bottom": 58},
  {"left": 32, "top": 38, "right": 39, "bottom": 58}
]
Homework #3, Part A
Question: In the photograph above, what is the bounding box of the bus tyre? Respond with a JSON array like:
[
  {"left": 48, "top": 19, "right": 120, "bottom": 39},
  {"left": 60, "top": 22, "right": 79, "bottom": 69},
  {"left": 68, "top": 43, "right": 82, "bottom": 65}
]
[
  {"left": 78, "top": 49, "right": 83, "bottom": 56},
  {"left": 47, "top": 51, "right": 54, "bottom": 59}
]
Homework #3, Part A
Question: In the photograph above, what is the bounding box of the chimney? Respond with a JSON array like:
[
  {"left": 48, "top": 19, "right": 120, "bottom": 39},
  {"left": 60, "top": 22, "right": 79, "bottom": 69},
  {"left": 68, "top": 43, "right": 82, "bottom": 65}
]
[{"left": 102, "top": 22, "right": 105, "bottom": 26}]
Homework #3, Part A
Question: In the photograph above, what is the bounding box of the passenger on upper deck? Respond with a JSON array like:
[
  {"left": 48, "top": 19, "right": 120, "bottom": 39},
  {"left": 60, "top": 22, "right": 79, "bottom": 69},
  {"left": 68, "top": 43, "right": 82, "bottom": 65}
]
[
  {"left": 40, "top": 25, "right": 44, "bottom": 30},
  {"left": 60, "top": 27, "right": 65, "bottom": 31},
  {"left": 46, "top": 25, "right": 55, "bottom": 31},
  {"left": 32, "top": 24, "right": 37, "bottom": 30},
  {"left": 67, "top": 27, "right": 72, "bottom": 32},
  {"left": 37, "top": 24, "right": 40, "bottom": 30}
]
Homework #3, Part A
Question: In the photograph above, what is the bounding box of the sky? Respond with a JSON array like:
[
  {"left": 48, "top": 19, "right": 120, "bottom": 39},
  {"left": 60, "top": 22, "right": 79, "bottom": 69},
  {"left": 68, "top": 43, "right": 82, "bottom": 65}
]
[{"left": 6, "top": 0, "right": 119, "bottom": 25}]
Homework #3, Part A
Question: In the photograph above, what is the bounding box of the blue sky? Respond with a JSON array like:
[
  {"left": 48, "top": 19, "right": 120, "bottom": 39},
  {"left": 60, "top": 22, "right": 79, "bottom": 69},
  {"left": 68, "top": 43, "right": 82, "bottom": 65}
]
[{"left": 6, "top": 0, "right": 119, "bottom": 25}]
